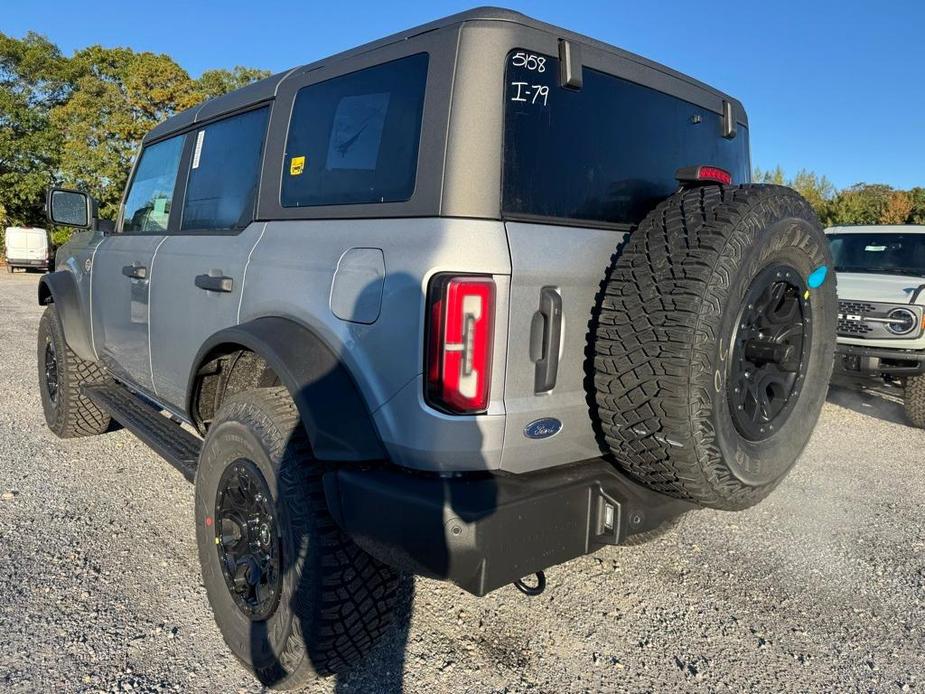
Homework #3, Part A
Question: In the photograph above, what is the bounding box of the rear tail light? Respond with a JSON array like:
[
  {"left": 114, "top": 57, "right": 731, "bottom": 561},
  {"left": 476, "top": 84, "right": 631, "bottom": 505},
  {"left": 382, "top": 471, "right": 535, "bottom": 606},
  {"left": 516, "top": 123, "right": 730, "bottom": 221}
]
[{"left": 425, "top": 275, "right": 496, "bottom": 414}]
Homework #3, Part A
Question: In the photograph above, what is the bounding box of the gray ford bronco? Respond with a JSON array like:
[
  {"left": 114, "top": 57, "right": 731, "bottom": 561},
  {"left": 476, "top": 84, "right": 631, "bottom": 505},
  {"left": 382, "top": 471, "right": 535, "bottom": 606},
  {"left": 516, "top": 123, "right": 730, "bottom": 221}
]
[{"left": 36, "top": 8, "right": 837, "bottom": 687}]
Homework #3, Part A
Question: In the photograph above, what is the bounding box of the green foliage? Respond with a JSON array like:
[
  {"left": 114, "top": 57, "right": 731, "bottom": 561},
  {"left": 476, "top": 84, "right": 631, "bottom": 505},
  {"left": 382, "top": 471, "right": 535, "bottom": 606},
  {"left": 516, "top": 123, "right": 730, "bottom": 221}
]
[
  {"left": 196, "top": 66, "right": 272, "bottom": 100},
  {"left": 753, "top": 168, "right": 923, "bottom": 227},
  {"left": 0, "top": 32, "right": 267, "bottom": 228}
]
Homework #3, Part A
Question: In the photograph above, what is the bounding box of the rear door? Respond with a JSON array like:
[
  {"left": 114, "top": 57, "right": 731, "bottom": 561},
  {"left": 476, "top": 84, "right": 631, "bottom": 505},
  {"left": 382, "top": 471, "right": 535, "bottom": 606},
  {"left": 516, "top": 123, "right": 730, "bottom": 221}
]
[
  {"left": 91, "top": 133, "right": 186, "bottom": 393},
  {"left": 148, "top": 106, "right": 270, "bottom": 411},
  {"left": 500, "top": 47, "right": 750, "bottom": 473}
]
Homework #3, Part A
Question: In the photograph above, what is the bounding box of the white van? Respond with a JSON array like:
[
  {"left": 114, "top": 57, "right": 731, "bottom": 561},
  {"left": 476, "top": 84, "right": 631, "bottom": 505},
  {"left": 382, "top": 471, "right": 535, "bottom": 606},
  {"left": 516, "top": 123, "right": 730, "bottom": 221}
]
[{"left": 4, "top": 227, "right": 50, "bottom": 272}]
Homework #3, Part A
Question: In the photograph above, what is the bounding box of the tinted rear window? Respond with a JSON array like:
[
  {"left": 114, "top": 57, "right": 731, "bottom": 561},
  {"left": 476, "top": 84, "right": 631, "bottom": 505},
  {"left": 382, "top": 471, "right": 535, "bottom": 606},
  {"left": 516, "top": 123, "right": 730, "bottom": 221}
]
[
  {"left": 281, "top": 53, "right": 428, "bottom": 208},
  {"left": 502, "top": 50, "right": 750, "bottom": 226}
]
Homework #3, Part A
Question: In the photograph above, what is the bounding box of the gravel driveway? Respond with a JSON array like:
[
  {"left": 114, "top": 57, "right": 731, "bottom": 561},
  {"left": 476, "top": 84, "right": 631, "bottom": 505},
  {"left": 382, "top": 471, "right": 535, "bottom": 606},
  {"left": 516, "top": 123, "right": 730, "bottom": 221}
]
[{"left": 1, "top": 270, "right": 922, "bottom": 693}]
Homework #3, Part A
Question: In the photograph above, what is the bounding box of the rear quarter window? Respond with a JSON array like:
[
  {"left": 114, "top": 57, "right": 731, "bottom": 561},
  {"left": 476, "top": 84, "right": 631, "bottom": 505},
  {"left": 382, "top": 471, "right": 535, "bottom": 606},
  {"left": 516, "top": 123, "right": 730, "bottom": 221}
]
[
  {"left": 281, "top": 53, "right": 428, "bottom": 208},
  {"left": 502, "top": 50, "right": 750, "bottom": 226}
]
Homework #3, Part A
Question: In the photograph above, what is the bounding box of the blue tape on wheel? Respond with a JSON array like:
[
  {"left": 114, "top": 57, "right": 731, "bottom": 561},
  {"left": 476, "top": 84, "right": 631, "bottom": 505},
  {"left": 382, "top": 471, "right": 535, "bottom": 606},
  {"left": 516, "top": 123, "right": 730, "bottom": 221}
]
[{"left": 807, "top": 265, "right": 828, "bottom": 289}]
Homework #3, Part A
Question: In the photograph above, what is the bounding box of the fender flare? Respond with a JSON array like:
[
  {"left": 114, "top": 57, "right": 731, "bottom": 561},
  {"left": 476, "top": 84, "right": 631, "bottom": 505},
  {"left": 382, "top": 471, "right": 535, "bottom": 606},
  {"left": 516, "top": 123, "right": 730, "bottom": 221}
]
[
  {"left": 37, "top": 271, "right": 96, "bottom": 362},
  {"left": 188, "top": 317, "right": 385, "bottom": 462}
]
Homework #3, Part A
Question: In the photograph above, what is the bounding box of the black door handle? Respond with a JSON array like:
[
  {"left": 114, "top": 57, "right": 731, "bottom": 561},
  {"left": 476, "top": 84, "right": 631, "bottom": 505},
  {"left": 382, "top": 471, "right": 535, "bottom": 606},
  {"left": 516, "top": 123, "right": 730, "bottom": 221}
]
[
  {"left": 195, "top": 273, "right": 234, "bottom": 293},
  {"left": 121, "top": 264, "right": 147, "bottom": 280},
  {"left": 530, "top": 286, "right": 562, "bottom": 393}
]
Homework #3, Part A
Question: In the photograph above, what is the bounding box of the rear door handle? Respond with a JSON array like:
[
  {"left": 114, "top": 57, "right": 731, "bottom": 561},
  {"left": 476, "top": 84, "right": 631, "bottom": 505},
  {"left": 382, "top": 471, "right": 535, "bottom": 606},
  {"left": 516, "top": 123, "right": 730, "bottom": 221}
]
[
  {"left": 195, "top": 273, "right": 234, "bottom": 293},
  {"left": 530, "top": 286, "right": 562, "bottom": 393},
  {"left": 121, "top": 264, "right": 147, "bottom": 280}
]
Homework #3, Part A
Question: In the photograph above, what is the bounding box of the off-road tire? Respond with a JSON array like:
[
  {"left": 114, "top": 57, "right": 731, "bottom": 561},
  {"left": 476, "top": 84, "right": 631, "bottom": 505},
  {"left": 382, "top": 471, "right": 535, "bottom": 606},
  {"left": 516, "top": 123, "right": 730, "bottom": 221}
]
[
  {"left": 195, "top": 387, "right": 400, "bottom": 689},
  {"left": 37, "top": 305, "right": 111, "bottom": 438},
  {"left": 904, "top": 374, "right": 925, "bottom": 428},
  {"left": 592, "top": 184, "right": 837, "bottom": 511}
]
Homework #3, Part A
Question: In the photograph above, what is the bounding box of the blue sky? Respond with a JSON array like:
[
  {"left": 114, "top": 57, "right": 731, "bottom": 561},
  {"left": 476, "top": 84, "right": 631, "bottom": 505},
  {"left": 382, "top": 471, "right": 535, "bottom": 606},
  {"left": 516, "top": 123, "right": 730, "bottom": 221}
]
[{"left": 4, "top": 0, "right": 924, "bottom": 189}]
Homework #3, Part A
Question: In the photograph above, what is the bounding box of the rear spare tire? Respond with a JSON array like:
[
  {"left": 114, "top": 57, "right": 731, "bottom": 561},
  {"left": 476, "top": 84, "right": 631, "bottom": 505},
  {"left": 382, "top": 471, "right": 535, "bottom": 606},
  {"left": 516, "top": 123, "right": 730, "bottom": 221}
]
[{"left": 592, "top": 184, "right": 836, "bottom": 510}]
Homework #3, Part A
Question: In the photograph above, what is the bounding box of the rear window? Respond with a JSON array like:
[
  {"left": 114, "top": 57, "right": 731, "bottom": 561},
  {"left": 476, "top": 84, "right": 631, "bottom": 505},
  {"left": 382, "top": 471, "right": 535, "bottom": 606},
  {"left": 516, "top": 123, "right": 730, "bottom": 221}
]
[
  {"left": 502, "top": 50, "right": 750, "bottom": 226},
  {"left": 281, "top": 53, "right": 428, "bottom": 208}
]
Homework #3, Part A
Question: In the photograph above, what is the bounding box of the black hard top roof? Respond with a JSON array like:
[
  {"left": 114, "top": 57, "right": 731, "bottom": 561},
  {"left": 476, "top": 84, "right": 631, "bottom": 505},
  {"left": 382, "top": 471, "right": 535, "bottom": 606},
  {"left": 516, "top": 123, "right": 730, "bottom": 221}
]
[{"left": 144, "top": 6, "right": 738, "bottom": 144}]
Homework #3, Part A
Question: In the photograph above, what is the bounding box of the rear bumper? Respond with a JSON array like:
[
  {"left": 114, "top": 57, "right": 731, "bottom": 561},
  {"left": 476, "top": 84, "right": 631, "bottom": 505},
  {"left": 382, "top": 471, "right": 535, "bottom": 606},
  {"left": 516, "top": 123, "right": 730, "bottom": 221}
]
[
  {"left": 7, "top": 258, "right": 48, "bottom": 269},
  {"left": 834, "top": 343, "right": 925, "bottom": 376},
  {"left": 322, "top": 458, "right": 693, "bottom": 596}
]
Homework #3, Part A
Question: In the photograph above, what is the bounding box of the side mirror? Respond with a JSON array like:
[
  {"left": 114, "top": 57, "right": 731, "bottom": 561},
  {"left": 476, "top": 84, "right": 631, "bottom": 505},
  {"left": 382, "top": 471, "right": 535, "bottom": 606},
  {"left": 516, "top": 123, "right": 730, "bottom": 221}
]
[{"left": 46, "top": 188, "right": 96, "bottom": 229}]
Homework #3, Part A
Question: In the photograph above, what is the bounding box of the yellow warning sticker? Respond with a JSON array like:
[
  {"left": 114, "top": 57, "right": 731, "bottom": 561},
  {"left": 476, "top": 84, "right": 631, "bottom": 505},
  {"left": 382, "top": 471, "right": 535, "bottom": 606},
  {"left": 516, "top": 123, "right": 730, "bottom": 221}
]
[
  {"left": 803, "top": 290, "right": 810, "bottom": 300},
  {"left": 290, "top": 155, "right": 306, "bottom": 176}
]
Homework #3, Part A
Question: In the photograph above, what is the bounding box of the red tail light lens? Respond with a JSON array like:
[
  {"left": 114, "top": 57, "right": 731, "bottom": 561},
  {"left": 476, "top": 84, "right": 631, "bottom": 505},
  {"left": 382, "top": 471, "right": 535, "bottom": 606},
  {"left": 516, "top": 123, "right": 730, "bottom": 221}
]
[
  {"left": 425, "top": 275, "right": 495, "bottom": 414},
  {"left": 675, "top": 165, "right": 733, "bottom": 186}
]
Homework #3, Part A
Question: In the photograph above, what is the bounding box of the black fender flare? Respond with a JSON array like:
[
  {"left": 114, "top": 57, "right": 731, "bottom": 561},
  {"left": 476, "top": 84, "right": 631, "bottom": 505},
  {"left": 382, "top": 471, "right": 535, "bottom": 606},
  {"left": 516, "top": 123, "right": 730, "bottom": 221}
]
[
  {"left": 37, "top": 271, "right": 96, "bottom": 362},
  {"left": 188, "top": 317, "right": 385, "bottom": 462}
]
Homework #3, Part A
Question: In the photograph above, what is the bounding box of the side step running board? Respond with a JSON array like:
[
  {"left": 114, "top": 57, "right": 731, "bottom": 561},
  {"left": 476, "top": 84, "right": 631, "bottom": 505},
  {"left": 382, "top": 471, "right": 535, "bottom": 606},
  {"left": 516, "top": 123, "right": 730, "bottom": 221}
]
[{"left": 82, "top": 383, "right": 201, "bottom": 482}]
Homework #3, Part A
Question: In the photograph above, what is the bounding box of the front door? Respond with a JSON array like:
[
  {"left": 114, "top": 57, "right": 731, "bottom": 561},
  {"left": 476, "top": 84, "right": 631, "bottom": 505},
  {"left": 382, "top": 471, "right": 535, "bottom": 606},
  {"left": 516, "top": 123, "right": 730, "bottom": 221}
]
[{"left": 91, "top": 133, "right": 187, "bottom": 394}]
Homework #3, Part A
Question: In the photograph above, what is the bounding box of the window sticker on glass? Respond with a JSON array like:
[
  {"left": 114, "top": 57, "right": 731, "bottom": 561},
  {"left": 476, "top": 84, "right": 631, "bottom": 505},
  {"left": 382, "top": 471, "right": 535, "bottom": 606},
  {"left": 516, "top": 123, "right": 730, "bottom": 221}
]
[
  {"left": 326, "top": 93, "right": 390, "bottom": 170},
  {"left": 290, "top": 155, "right": 306, "bottom": 176},
  {"left": 865, "top": 245, "right": 887, "bottom": 251},
  {"left": 192, "top": 130, "right": 205, "bottom": 169}
]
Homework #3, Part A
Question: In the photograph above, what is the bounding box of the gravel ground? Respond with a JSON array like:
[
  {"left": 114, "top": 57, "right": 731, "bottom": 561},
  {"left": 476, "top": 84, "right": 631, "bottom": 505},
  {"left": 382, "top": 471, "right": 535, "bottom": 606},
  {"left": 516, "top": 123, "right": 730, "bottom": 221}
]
[{"left": 0, "top": 269, "right": 923, "bottom": 693}]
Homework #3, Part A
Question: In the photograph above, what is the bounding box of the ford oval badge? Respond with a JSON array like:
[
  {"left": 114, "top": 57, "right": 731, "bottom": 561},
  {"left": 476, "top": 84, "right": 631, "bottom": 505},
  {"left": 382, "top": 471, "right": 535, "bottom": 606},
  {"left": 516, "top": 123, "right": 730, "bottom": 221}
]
[{"left": 524, "top": 418, "right": 562, "bottom": 440}]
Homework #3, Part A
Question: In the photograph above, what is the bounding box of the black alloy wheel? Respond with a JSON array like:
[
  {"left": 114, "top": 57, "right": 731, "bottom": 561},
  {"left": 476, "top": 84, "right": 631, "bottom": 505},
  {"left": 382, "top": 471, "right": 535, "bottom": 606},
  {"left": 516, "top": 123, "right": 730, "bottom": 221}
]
[
  {"left": 44, "top": 339, "right": 59, "bottom": 404},
  {"left": 727, "top": 263, "right": 811, "bottom": 441},
  {"left": 214, "top": 459, "right": 282, "bottom": 621}
]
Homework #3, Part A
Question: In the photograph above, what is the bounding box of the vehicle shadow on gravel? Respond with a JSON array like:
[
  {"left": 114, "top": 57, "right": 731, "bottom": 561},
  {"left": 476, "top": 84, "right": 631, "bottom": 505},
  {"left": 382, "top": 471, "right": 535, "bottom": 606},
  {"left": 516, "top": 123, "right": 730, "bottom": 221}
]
[
  {"left": 242, "top": 271, "right": 495, "bottom": 693},
  {"left": 826, "top": 379, "right": 911, "bottom": 427}
]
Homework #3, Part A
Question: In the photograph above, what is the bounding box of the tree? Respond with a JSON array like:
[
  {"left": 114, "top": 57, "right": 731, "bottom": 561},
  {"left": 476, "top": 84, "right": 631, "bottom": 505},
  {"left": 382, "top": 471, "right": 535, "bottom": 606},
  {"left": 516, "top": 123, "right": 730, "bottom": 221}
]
[
  {"left": 880, "top": 190, "right": 914, "bottom": 224},
  {"left": 827, "top": 184, "right": 894, "bottom": 226},
  {"left": 753, "top": 165, "right": 786, "bottom": 185},
  {"left": 196, "top": 66, "right": 271, "bottom": 100},
  {"left": 1, "top": 32, "right": 270, "bottom": 235},
  {"left": 51, "top": 46, "right": 204, "bottom": 219},
  {"left": 909, "top": 188, "right": 925, "bottom": 225},
  {"left": 0, "top": 32, "right": 74, "bottom": 226},
  {"left": 752, "top": 166, "right": 835, "bottom": 222}
]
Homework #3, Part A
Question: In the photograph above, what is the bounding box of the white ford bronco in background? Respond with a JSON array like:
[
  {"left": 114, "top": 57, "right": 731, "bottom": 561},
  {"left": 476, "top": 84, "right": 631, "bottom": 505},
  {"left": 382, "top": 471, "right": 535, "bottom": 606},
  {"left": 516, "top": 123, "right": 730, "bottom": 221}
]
[
  {"left": 36, "top": 8, "right": 837, "bottom": 688},
  {"left": 827, "top": 224, "right": 925, "bottom": 427}
]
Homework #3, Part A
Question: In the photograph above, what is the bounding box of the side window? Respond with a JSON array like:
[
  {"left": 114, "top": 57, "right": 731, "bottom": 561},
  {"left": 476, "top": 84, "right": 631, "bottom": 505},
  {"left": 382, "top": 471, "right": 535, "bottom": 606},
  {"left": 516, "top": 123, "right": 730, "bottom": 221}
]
[
  {"left": 121, "top": 135, "right": 185, "bottom": 233},
  {"left": 181, "top": 107, "right": 269, "bottom": 231},
  {"left": 281, "top": 53, "right": 428, "bottom": 208}
]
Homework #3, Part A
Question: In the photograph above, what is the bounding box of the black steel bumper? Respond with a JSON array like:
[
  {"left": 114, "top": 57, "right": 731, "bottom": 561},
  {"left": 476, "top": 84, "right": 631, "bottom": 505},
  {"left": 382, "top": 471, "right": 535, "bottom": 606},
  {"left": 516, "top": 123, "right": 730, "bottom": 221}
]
[
  {"left": 835, "top": 343, "right": 925, "bottom": 376},
  {"left": 322, "top": 458, "right": 693, "bottom": 597}
]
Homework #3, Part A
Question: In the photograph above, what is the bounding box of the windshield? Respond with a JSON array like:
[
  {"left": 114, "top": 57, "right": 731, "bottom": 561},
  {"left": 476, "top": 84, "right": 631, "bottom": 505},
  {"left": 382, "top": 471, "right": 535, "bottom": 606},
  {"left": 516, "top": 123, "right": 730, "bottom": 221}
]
[{"left": 828, "top": 233, "right": 925, "bottom": 277}]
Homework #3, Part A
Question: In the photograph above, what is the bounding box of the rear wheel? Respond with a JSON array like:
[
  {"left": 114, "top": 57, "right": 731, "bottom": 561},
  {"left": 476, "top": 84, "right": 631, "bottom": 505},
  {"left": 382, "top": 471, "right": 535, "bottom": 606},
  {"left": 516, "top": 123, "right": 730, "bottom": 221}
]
[
  {"left": 904, "top": 374, "right": 925, "bottom": 428},
  {"left": 195, "top": 387, "right": 400, "bottom": 689},
  {"left": 37, "top": 306, "right": 111, "bottom": 438},
  {"left": 592, "top": 184, "right": 837, "bottom": 510}
]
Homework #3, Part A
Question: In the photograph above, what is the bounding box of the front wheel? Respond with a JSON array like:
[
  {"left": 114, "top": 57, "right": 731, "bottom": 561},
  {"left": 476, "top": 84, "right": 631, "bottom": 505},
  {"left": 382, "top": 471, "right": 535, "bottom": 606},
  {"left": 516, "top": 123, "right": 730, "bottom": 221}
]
[
  {"left": 195, "top": 387, "right": 400, "bottom": 689},
  {"left": 37, "top": 306, "right": 111, "bottom": 438},
  {"left": 904, "top": 374, "right": 925, "bottom": 428}
]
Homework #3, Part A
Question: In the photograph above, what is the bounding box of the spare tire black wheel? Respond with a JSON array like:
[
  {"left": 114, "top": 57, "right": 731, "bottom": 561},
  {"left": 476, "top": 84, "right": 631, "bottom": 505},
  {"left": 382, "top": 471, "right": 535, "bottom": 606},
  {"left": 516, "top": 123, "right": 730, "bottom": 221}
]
[{"left": 592, "top": 184, "right": 836, "bottom": 511}]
